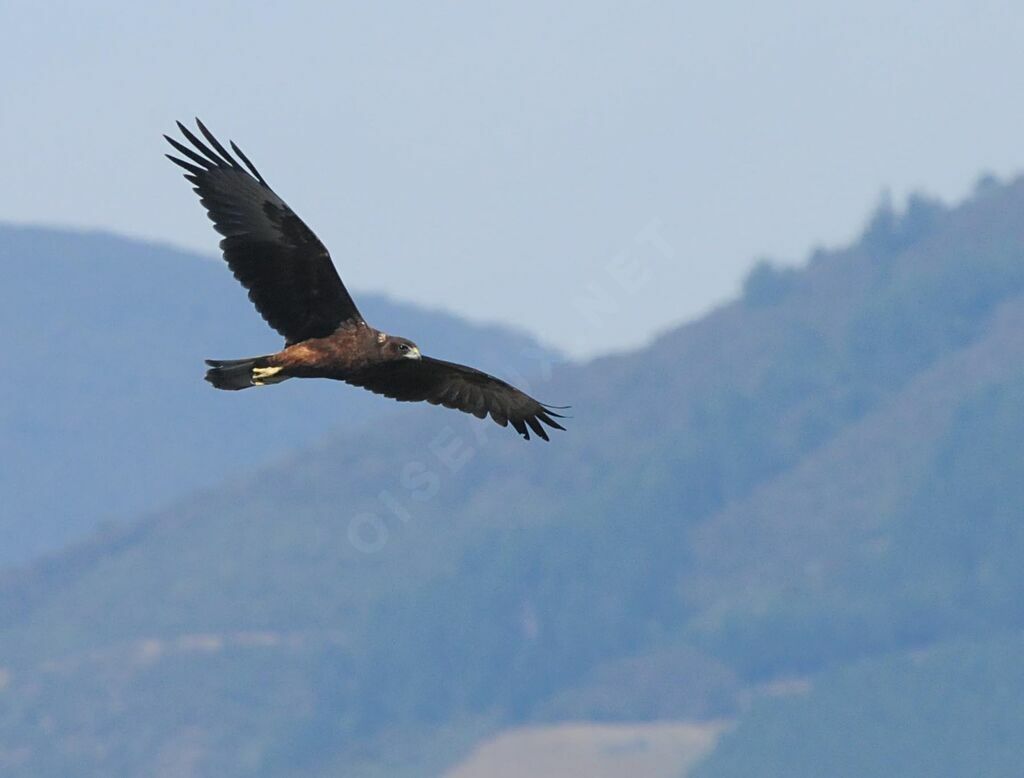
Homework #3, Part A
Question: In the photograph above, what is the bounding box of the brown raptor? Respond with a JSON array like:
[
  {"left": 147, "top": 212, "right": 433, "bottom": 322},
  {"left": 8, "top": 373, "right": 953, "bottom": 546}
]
[{"left": 165, "top": 119, "right": 565, "bottom": 441}]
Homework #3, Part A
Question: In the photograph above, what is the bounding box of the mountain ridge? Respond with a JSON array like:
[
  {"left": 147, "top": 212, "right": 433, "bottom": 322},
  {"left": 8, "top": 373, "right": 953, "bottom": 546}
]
[{"left": 3, "top": 177, "right": 1024, "bottom": 775}]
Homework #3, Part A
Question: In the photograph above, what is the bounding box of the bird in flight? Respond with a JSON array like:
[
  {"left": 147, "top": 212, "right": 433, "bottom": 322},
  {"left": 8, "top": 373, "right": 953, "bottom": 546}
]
[{"left": 165, "top": 119, "right": 566, "bottom": 441}]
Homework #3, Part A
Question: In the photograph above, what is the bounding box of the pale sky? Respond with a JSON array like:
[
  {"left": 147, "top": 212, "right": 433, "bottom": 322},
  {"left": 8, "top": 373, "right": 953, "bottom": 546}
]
[{"left": 4, "top": 1, "right": 1024, "bottom": 358}]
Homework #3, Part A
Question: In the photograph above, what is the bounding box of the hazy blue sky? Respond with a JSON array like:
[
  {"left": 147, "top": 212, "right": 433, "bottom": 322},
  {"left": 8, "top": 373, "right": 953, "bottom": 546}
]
[{"left": 4, "top": 1, "right": 1024, "bottom": 358}]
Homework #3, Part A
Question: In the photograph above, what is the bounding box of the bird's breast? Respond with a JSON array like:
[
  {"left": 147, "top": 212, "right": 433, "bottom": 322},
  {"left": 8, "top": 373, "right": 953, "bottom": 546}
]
[{"left": 279, "top": 327, "right": 379, "bottom": 378}]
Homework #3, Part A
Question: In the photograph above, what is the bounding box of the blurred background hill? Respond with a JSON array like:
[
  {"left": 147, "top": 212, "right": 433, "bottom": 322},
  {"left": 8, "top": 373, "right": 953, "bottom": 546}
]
[
  {"left": 2, "top": 177, "right": 1024, "bottom": 775},
  {"left": 0, "top": 225, "right": 557, "bottom": 564}
]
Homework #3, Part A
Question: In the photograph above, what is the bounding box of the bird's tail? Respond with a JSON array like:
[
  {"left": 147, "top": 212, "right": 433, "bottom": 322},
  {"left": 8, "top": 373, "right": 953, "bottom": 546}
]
[{"left": 204, "top": 356, "right": 288, "bottom": 390}]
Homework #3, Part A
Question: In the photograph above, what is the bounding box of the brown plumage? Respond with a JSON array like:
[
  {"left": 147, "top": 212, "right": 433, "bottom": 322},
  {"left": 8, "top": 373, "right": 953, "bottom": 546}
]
[{"left": 166, "top": 119, "right": 566, "bottom": 441}]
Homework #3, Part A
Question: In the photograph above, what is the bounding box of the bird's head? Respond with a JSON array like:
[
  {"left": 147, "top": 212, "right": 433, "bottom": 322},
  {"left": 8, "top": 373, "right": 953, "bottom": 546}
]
[{"left": 379, "top": 334, "right": 422, "bottom": 361}]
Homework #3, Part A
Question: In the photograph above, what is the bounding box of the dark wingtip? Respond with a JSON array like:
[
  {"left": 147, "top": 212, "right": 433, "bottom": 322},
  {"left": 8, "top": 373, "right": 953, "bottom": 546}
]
[
  {"left": 165, "top": 154, "right": 203, "bottom": 176},
  {"left": 526, "top": 416, "right": 550, "bottom": 441},
  {"left": 504, "top": 410, "right": 567, "bottom": 442},
  {"left": 176, "top": 119, "right": 228, "bottom": 167},
  {"left": 537, "top": 410, "right": 566, "bottom": 432},
  {"left": 229, "top": 139, "right": 267, "bottom": 185},
  {"left": 196, "top": 118, "right": 241, "bottom": 169},
  {"left": 511, "top": 418, "right": 529, "bottom": 439}
]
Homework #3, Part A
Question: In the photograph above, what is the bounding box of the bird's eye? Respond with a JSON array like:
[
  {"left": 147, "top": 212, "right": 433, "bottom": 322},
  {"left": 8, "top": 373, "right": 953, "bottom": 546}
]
[{"left": 399, "top": 344, "right": 408, "bottom": 351}]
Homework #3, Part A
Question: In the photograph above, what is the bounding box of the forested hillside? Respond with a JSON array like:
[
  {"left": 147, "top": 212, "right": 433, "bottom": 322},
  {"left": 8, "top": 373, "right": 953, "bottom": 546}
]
[{"left": 2, "top": 176, "right": 1024, "bottom": 776}]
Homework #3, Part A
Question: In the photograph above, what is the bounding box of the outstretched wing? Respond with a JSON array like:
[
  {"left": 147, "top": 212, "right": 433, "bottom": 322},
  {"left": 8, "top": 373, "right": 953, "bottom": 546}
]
[
  {"left": 347, "top": 357, "right": 566, "bottom": 441},
  {"left": 165, "top": 119, "right": 361, "bottom": 343}
]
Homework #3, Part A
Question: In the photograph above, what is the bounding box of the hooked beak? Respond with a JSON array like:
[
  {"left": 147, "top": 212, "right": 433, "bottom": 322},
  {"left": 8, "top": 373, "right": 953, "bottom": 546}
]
[{"left": 404, "top": 346, "right": 422, "bottom": 360}]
